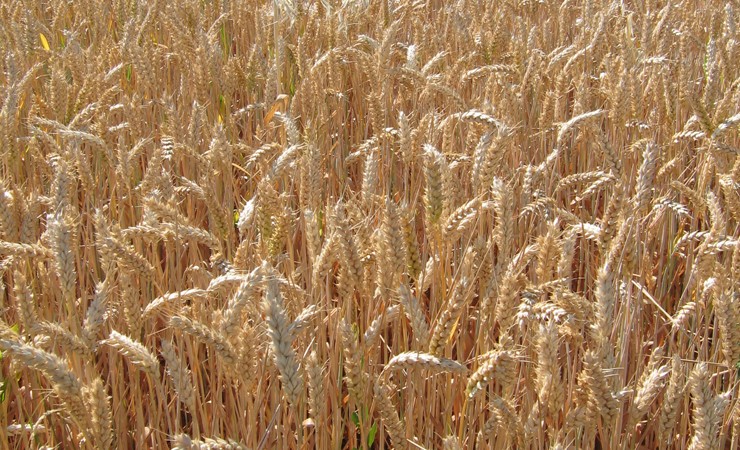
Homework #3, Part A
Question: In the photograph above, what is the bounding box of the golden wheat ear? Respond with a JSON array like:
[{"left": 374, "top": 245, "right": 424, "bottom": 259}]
[{"left": 2, "top": 0, "right": 739, "bottom": 448}]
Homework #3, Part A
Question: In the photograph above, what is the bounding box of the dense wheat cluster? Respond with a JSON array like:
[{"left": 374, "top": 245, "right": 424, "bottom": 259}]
[{"left": 0, "top": 0, "right": 739, "bottom": 448}]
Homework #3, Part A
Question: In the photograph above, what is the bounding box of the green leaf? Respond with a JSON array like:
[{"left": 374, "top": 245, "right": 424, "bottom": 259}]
[
  {"left": 0, "top": 380, "right": 6, "bottom": 404},
  {"left": 350, "top": 411, "right": 360, "bottom": 427},
  {"left": 367, "top": 422, "right": 378, "bottom": 447},
  {"left": 288, "top": 72, "right": 296, "bottom": 96},
  {"left": 220, "top": 24, "right": 228, "bottom": 57}
]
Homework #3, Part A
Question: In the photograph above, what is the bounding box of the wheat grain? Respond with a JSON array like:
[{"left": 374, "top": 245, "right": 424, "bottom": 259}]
[
  {"left": 102, "top": 331, "right": 160, "bottom": 377},
  {"left": 142, "top": 287, "right": 209, "bottom": 319},
  {"left": 0, "top": 339, "right": 90, "bottom": 431},
  {"left": 688, "top": 363, "right": 731, "bottom": 450},
  {"left": 659, "top": 356, "right": 685, "bottom": 446},
  {"left": 169, "top": 315, "right": 244, "bottom": 381},
  {"left": 82, "top": 378, "right": 114, "bottom": 450},
  {"left": 160, "top": 340, "right": 196, "bottom": 414},
  {"left": 262, "top": 278, "right": 303, "bottom": 406},
  {"left": 466, "top": 350, "right": 517, "bottom": 398},
  {"left": 374, "top": 380, "right": 408, "bottom": 450}
]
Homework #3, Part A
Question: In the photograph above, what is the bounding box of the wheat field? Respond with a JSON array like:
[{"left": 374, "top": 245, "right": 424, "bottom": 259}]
[{"left": 0, "top": 0, "right": 738, "bottom": 449}]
